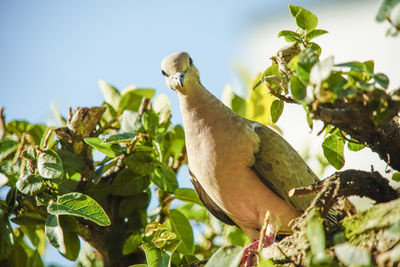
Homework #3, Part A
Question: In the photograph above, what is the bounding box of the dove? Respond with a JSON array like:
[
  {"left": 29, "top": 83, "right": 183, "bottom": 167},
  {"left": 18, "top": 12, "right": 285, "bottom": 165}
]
[{"left": 161, "top": 51, "right": 318, "bottom": 266}]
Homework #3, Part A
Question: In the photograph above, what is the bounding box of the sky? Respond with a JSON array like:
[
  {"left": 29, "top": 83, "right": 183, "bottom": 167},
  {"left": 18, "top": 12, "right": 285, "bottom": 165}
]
[{"left": 1, "top": 0, "right": 399, "bottom": 266}]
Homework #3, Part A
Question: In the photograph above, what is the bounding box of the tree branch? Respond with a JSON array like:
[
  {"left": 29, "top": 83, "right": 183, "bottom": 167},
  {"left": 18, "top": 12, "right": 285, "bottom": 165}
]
[
  {"left": 313, "top": 90, "right": 400, "bottom": 171},
  {"left": 0, "top": 106, "right": 5, "bottom": 140}
]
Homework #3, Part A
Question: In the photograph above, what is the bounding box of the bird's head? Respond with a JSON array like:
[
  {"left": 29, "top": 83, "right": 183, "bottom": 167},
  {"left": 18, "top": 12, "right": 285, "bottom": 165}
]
[{"left": 161, "top": 51, "right": 200, "bottom": 93}]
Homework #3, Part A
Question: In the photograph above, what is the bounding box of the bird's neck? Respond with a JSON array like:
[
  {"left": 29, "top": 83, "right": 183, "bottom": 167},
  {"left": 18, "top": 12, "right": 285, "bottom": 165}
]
[
  {"left": 177, "top": 82, "right": 239, "bottom": 134},
  {"left": 177, "top": 82, "right": 259, "bottom": 171}
]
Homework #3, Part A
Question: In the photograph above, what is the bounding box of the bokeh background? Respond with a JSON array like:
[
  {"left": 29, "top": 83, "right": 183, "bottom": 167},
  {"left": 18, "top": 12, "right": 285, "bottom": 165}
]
[{"left": 1, "top": 0, "right": 399, "bottom": 265}]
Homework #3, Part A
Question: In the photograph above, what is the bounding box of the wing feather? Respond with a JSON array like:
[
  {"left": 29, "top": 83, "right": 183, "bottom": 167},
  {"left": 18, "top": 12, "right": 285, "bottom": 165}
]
[{"left": 250, "top": 121, "right": 319, "bottom": 211}]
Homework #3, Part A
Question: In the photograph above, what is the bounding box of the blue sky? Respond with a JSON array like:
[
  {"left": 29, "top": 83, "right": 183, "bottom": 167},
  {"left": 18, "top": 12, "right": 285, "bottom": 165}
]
[{"left": 0, "top": 0, "right": 325, "bottom": 126}]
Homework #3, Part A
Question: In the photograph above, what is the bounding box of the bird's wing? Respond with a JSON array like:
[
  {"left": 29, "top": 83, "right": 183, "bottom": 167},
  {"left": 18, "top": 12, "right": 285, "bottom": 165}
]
[
  {"left": 250, "top": 121, "right": 319, "bottom": 211},
  {"left": 189, "top": 169, "right": 236, "bottom": 226}
]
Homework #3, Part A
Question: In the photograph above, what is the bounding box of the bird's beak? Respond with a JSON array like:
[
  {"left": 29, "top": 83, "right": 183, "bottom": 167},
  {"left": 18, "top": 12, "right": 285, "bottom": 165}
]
[{"left": 173, "top": 72, "right": 186, "bottom": 88}]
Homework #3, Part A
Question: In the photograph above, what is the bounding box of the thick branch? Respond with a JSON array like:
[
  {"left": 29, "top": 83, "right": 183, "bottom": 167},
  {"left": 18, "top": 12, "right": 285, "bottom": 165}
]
[
  {"left": 313, "top": 90, "right": 400, "bottom": 171},
  {"left": 301, "top": 169, "right": 399, "bottom": 218},
  {"left": 262, "top": 170, "right": 399, "bottom": 265}
]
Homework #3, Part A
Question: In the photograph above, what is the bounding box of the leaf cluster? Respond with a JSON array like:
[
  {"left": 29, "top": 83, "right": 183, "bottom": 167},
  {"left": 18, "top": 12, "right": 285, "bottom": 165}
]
[
  {"left": 0, "top": 80, "right": 251, "bottom": 267},
  {"left": 255, "top": 5, "right": 400, "bottom": 174}
]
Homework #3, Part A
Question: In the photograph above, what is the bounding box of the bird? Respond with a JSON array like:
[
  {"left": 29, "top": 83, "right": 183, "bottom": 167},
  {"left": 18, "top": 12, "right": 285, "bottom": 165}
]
[{"left": 161, "top": 51, "right": 319, "bottom": 265}]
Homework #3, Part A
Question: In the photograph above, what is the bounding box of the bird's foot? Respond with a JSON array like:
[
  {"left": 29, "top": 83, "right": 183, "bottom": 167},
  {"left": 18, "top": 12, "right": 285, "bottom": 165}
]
[{"left": 239, "top": 232, "right": 276, "bottom": 267}]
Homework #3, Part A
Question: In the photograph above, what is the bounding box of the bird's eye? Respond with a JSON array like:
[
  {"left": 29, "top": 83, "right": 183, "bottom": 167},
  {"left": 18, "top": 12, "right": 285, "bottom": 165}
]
[
  {"left": 161, "top": 70, "right": 169, "bottom": 77},
  {"left": 189, "top": 57, "right": 193, "bottom": 66}
]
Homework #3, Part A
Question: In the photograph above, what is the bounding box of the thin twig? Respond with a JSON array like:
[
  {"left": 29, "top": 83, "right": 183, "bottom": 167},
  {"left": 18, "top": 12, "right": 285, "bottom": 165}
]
[
  {"left": 317, "top": 123, "right": 327, "bottom": 136},
  {"left": 68, "top": 107, "right": 73, "bottom": 123},
  {"left": 385, "top": 15, "right": 400, "bottom": 31},
  {"left": 288, "top": 184, "right": 323, "bottom": 197},
  {"left": 266, "top": 84, "right": 298, "bottom": 104},
  {"left": 258, "top": 211, "right": 270, "bottom": 252},
  {"left": 13, "top": 133, "right": 27, "bottom": 164},
  {"left": 139, "top": 97, "right": 151, "bottom": 115},
  {"left": 42, "top": 128, "right": 54, "bottom": 149},
  {"left": 0, "top": 107, "right": 5, "bottom": 140},
  {"left": 338, "top": 130, "right": 362, "bottom": 144},
  {"left": 93, "top": 117, "right": 118, "bottom": 136}
]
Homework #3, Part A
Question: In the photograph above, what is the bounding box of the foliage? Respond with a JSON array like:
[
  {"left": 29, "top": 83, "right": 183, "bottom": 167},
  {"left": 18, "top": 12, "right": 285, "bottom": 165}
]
[
  {"left": 0, "top": 81, "right": 249, "bottom": 267},
  {"left": 376, "top": 0, "right": 400, "bottom": 36},
  {"left": 255, "top": 5, "right": 399, "bottom": 172}
]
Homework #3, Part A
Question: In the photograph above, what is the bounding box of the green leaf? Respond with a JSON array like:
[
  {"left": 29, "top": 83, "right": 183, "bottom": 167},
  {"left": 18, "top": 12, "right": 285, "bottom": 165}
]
[
  {"left": 310, "top": 56, "right": 334, "bottom": 85},
  {"left": 322, "top": 133, "right": 345, "bottom": 170},
  {"left": 57, "top": 150, "right": 86, "bottom": 175},
  {"left": 86, "top": 180, "right": 112, "bottom": 201},
  {"left": 222, "top": 84, "right": 247, "bottom": 117},
  {"left": 164, "top": 125, "right": 185, "bottom": 161},
  {"left": 121, "top": 110, "right": 143, "bottom": 133},
  {"left": 29, "top": 249, "right": 44, "bottom": 267},
  {"left": 277, "top": 30, "right": 301, "bottom": 42},
  {"left": 176, "top": 203, "right": 208, "bottom": 222},
  {"left": 6, "top": 120, "right": 29, "bottom": 137},
  {"left": 47, "top": 192, "right": 111, "bottom": 226},
  {"left": 99, "top": 80, "right": 121, "bottom": 110},
  {"left": 104, "top": 133, "right": 137, "bottom": 144},
  {"left": 112, "top": 169, "right": 150, "bottom": 196},
  {"left": 11, "top": 213, "right": 46, "bottom": 225},
  {"left": 305, "top": 29, "right": 328, "bottom": 41},
  {"left": 141, "top": 242, "right": 170, "bottom": 267},
  {"left": 376, "top": 0, "right": 400, "bottom": 21},
  {"left": 27, "top": 124, "right": 47, "bottom": 145},
  {"left": 289, "top": 5, "right": 318, "bottom": 31},
  {"left": 124, "top": 151, "right": 157, "bottom": 176},
  {"left": 308, "top": 42, "right": 321, "bottom": 57},
  {"left": 0, "top": 211, "right": 14, "bottom": 260},
  {"left": 334, "top": 243, "right": 371, "bottom": 266},
  {"left": 58, "top": 179, "right": 79, "bottom": 194},
  {"left": 7, "top": 240, "right": 28, "bottom": 267},
  {"left": 16, "top": 174, "right": 44, "bottom": 195},
  {"left": 123, "top": 234, "right": 142, "bottom": 255},
  {"left": 174, "top": 188, "right": 203, "bottom": 206},
  {"left": 347, "top": 141, "right": 365, "bottom": 152},
  {"left": 306, "top": 210, "right": 325, "bottom": 254},
  {"left": 246, "top": 73, "right": 275, "bottom": 125},
  {"left": 364, "top": 60, "right": 375, "bottom": 73},
  {"left": 0, "top": 139, "right": 18, "bottom": 161},
  {"left": 224, "top": 226, "right": 250, "bottom": 247},
  {"left": 119, "top": 193, "right": 150, "bottom": 217},
  {"left": 374, "top": 73, "right": 389, "bottom": 89},
  {"left": 102, "top": 101, "right": 117, "bottom": 122},
  {"left": 119, "top": 88, "right": 155, "bottom": 112},
  {"left": 290, "top": 75, "right": 306, "bottom": 101},
  {"left": 45, "top": 214, "right": 80, "bottom": 261},
  {"left": 152, "top": 231, "right": 177, "bottom": 249},
  {"left": 84, "top": 137, "right": 123, "bottom": 157},
  {"left": 205, "top": 245, "right": 244, "bottom": 267},
  {"left": 150, "top": 167, "right": 178, "bottom": 194},
  {"left": 336, "top": 61, "right": 367, "bottom": 72},
  {"left": 142, "top": 110, "right": 159, "bottom": 135},
  {"left": 37, "top": 149, "right": 64, "bottom": 179},
  {"left": 168, "top": 209, "right": 194, "bottom": 254},
  {"left": 270, "top": 100, "right": 284, "bottom": 123},
  {"left": 392, "top": 173, "right": 400, "bottom": 182}
]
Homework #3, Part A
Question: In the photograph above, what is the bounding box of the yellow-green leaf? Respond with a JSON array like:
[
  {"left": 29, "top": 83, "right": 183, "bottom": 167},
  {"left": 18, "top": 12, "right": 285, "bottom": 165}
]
[{"left": 246, "top": 73, "right": 274, "bottom": 125}]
